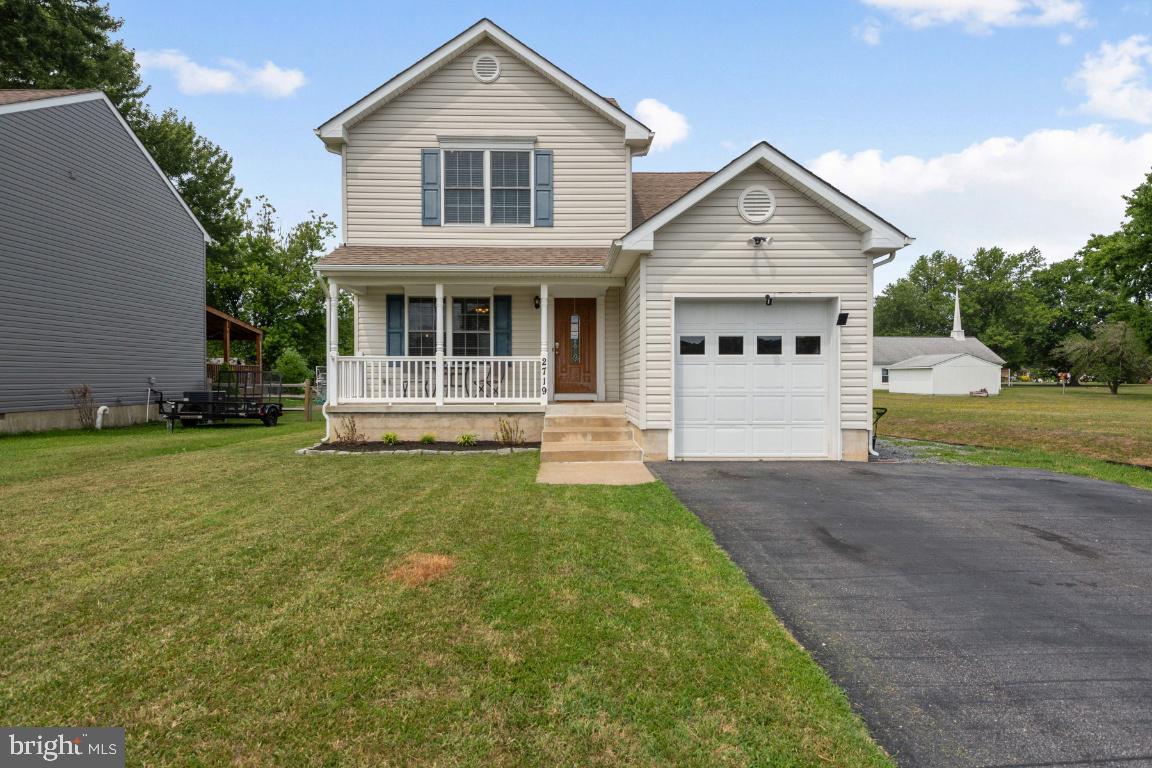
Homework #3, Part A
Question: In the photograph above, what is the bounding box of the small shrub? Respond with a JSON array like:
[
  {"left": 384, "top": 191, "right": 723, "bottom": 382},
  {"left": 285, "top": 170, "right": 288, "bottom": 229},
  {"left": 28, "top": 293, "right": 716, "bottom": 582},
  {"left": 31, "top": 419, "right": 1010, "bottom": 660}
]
[
  {"left": 456, "top": 433, "right": 478, "bottom": 447},
  {"left": 420, "top": 434, "right": 436, "bottom": 445},
  {"left": 381, "top": 432, "right": 400, "bottom": 445},
  {"left": 495, "top": 417, "right": 525, "bottom": 446},
  {"left": 66, "top": 384, "right": 97, "bottom": 430},
  {"left": 274, "top": 348, "right": 311, "bottom": 384},
  {"left": 334, "top": 415, "right": 365, "bottom": 444}
]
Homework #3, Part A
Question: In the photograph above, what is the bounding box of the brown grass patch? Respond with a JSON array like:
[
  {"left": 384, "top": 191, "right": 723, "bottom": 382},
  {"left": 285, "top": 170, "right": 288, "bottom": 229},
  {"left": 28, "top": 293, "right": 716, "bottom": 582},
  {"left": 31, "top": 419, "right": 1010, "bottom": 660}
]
[{"left": 386, "top": 552, "right": 458, "bottom": 586}]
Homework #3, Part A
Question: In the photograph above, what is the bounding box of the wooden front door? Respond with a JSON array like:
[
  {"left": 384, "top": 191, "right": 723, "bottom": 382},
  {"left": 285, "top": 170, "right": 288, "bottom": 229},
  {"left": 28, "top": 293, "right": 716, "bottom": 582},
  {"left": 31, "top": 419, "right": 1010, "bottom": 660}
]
[{"left": 553, "top": 298, "right": 597, "bottom": 395}]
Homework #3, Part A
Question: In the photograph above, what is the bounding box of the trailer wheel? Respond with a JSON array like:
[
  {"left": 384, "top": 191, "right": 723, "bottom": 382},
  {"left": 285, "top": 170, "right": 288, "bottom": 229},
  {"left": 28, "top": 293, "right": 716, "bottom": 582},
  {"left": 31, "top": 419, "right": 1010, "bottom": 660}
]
[{"left": 261, "top": 413, "right": 279, "bottom": 427}]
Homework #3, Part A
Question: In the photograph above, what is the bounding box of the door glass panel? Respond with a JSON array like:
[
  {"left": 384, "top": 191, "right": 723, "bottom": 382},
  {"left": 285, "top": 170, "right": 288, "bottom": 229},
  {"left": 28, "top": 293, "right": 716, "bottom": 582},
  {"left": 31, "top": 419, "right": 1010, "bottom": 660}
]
[
  {"left": 757, "top": 335, "right": 782, "bottom": 355},
  {"left": 569, "top": 314, "right": 580, "bottom": 363},
  {"left": 796, "top": 335, "right": 821, "bottom": 355},
  {"left": 718, "top": 336, "right": 744, "bottom": 355},
  {"left": 679, "top": 336, "right": 705, "bottom": 355}
]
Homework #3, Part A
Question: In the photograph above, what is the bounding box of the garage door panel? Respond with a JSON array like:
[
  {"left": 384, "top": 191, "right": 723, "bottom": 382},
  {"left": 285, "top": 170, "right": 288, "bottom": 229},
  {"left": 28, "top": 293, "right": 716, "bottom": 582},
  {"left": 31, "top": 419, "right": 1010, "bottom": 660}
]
[
  {"left": 713, "top": 427, "right": 750, "bottom": 456},
  {"left": 751, "top": 395, "right": 787, "bottom": 422},
  {"left": 678, "top": 395, "right": 711, "bottom": 423},
  {"left": 675, "top": 299, "right": 833, "bottom": 459},
  {"left": 678, "top": 364, "right": 712, "bottom": 391},
  {"left": 789, "top": 427, "right": 828, "bottom": 456},
  {"left": 751, "top": 427, "right": 789, "bottom": 456},
  {"left": 791, "top": 395, "right": 826, "bottom": 422}
]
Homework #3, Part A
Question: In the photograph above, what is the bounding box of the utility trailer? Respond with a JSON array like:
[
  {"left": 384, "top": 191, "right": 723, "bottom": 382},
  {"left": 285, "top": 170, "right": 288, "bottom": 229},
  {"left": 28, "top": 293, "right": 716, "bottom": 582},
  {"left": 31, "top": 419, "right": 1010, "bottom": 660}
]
[{"left": 160, "top": 369, "right": 283, "bottom": 429}]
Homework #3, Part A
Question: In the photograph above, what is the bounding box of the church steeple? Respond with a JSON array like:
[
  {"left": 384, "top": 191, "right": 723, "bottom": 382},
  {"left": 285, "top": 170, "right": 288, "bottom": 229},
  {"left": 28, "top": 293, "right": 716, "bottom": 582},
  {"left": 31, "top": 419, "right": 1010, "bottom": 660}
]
[{"left": 951, "top": 287, "right": 965, "bottom": 341}]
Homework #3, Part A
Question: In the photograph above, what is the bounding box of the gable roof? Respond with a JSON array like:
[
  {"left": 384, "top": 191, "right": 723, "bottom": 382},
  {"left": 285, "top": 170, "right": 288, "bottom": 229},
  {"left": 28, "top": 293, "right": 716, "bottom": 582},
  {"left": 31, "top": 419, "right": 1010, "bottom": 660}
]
[
  {"left": 632, "top": 172, "right": 713, "bottom": 227},
  {"left": 315, "top": 19, "right": 652, "bottom": 153},
  {"left": 875, "top": 336, "right": 1006, "bottom": 366},
  {"left": 0, "top": 89, "right": 210, "bottom": 243},
  {"left": 619, "top": 142, "right": 913, "bottom": 255},
  {"left": 888, "top": 352, "right": 1002, "bottom": 370}
]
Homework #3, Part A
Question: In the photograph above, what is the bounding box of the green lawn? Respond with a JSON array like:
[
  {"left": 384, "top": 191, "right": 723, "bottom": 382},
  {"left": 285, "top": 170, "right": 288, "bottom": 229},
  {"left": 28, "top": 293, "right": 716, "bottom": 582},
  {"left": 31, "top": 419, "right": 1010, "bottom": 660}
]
[
  {"left": 0, "top": 417, "right": 889, "bottom": 767},
  {"left": 875, "top": 384, "right": 1152, "bottom": 489}
]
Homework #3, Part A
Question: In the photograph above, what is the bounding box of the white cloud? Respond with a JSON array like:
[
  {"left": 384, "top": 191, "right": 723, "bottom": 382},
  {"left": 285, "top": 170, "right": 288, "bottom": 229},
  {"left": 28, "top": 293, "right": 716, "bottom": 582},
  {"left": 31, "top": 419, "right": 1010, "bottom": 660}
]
[
  {"left": 1058, "top": 32, "right": 1075, "bottom": 45},
  {"left": 810, "top": 126, "right": 1152, "bottom": 280},
  {"left": 855, "top": 18, "right": 884, "bottom": 45},
  {"left": 861, "top": 0, "right": 1087, "bottom": 32},
  {"left": 1070, "top": 35, "right": 1152, "bottom": 123},
  {"left": 634, "top": 98, "right": 690, "bottom": 152},
  {"left": 138, "top": 50, "right": 306, "bottom": 98}
]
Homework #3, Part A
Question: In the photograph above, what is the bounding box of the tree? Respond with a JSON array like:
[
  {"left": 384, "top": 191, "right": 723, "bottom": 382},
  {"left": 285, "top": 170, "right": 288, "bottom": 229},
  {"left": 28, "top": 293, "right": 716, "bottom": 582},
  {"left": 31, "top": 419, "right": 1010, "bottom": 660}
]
[
  {"left": 229, "top": 198, "right": 339, "bottom": 368},
  {"left": 273, "top": 348, "right": 311, "bottom": 384},
  {"left": 1082, "top": 168, "right": 1152, "bottom": 308},
  {"left": 0, "top": 0, "right": 147, "bottom": 119},
  {"left": 874, "top": 251, "right": 963, "bottom": 336},
  {"left": 1027, "top": 257, "right": 1123, "bottom": 369},
  {"left": 1057, "top": 321, "right": 1152, "bottom": 394}
]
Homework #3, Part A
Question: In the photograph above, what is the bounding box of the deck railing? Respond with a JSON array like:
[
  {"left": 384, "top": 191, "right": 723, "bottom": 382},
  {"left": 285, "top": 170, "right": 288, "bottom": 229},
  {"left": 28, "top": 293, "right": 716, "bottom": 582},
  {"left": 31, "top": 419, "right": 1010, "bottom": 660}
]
[{"left": 334, "top": 356, "right": 542, "bottom": 405}]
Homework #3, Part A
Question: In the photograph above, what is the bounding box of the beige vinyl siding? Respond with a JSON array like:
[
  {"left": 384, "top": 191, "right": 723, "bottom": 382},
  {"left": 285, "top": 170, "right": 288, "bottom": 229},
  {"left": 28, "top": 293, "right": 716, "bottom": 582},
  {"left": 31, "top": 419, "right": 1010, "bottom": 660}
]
[
  {"left": 604, "top": 287, "right": 621, "bottom": 401},
  {"left": 355, "top": 287, "right": 392, "bottom": 355},
  {"left": 621, "top": 260, "right": 644, "bottom": 425},
  {"left": 644, "top": 165, "right": 871, "bottom": 431},
  {"left": 344, "top": 40, "right": 629, "bottom": 247}
]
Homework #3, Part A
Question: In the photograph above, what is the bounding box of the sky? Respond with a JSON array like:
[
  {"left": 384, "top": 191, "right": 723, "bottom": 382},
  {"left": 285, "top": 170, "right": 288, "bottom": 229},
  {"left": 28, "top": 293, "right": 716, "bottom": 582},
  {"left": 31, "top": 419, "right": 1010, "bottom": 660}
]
[{"left": 108, "top": 0, "right": 1152, "bottom": 291}]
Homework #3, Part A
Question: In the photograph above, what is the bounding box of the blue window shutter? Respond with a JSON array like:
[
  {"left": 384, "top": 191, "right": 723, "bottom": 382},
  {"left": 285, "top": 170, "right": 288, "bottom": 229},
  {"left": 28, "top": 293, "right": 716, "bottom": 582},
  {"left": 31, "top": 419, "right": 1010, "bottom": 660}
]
[
  {"left": 386, "top": 294, "right": 405, "bottom": 355},
  {"left": 534, "top": 149, "right": 553, "bottom": 227},
  {"left": 493, "top": 295, "right": 512, "bottom": 356},
  {"left": 421, "top": 149, "right": 440, "bottom": 226}
]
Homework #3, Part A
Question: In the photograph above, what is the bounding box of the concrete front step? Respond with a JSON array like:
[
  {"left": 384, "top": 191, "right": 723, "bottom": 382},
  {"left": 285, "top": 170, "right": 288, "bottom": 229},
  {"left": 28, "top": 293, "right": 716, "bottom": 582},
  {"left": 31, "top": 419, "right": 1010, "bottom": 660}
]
[
  {"left": 544, "top": 415, "right": 629, "bottom": 429},
  {"left": 545, "top": 402, "right": 626, "bottom": 417},
  {"left": 541, "top": 426, "right": 633, "bottom": 443},
  {"left": 539, "top": 441, "right": 643, "bottom": 463}
]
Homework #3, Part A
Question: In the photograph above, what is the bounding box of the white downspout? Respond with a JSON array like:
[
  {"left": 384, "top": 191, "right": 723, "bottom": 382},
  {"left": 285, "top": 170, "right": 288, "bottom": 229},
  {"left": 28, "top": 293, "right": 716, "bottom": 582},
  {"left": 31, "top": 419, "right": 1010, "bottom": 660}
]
[
  {"left": 868, "top": 250, "right": 897, "bottom": 456},
  {"left": 95, "top": 405, "right": 110, "bottom": 430}
]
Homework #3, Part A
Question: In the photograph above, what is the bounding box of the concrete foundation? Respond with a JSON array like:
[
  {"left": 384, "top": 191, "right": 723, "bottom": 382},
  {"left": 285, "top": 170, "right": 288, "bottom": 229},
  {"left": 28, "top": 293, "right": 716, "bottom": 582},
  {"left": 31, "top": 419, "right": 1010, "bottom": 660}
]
[
  {"left": 629, "top": 426, "right": 670, "bottom": 461},
  {"left": 841, "top": 429, "right": 870, "bottom": 462},
  {"left": 327, "top": 409, "right": 544, "bottom": 443},
  {"left": 0, "top": 403, "right": 159, "bottom": 434}
]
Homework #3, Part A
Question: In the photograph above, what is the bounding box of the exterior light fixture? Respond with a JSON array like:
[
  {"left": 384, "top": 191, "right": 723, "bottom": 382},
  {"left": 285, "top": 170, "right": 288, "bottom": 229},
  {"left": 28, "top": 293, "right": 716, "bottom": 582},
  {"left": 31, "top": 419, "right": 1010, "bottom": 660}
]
[
  {"left": 764, "top": 294, "right": 773, "bottom": 306},
  {"left": 836, "top": 312, "right": 849, "bottom": 326},
  {"left": 533, "top": 295, "right": 541, "bottom": 310},
  {"left": 751, "top": 235, "right": 771, "bottom": 247}
]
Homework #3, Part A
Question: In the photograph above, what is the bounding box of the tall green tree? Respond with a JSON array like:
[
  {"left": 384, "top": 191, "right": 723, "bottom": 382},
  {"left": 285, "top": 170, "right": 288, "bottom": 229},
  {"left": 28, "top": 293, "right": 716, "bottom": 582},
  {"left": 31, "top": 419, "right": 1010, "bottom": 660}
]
[
  {"left": 959, "top": 247, "right": 1051, "bottom": 366},
  {"left": 0, "top": 0, "right": 146, "bottom": 118},
  {"left": 873, "top": 251, "right": 964, "bottom": 336},
  {"left": 1027, "top": 257, "right": 1123, "bottom": 368}
]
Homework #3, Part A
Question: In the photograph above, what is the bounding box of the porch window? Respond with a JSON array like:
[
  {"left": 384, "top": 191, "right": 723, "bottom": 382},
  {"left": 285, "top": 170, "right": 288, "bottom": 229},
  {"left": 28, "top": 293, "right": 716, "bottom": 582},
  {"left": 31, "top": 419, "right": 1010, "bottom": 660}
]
[
  {"left": 407, "top": 297, "right": 436, "bottom": 356},
  {"left": 443, "top": 150, "right": 485, "bottom": 224},
  {"left": 452, "top": 298, "right": 491, "bottom": 356},
  {"left": 490, "top": 151, "right": 531, "bottom": 224}
]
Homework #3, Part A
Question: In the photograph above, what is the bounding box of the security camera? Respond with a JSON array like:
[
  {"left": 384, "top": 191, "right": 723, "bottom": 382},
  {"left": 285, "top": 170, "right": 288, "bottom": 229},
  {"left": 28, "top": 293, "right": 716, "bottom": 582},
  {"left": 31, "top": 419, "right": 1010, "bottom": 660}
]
[{"left": 751, "top": 235, "right": 771, "bottom": 247}]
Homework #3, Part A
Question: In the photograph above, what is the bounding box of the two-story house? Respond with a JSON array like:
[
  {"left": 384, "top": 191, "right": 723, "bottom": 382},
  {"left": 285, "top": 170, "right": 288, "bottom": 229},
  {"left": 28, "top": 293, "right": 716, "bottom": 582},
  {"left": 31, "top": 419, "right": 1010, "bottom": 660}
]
[{"left": 314, "top": 19, "right": 911, "bottom": 461}]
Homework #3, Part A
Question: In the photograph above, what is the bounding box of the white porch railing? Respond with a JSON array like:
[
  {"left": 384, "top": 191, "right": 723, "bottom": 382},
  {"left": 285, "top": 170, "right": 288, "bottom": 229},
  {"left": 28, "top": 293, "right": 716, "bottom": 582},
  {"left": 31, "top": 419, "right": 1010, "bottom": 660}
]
[{"left": 334, "top": 356, "right": 542, "bottom": 405}]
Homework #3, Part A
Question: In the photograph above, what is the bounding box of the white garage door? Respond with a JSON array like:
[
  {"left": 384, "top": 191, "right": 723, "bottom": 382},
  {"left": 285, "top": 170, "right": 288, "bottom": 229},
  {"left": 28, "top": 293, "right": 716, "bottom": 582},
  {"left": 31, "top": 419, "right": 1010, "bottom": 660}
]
[{"left": 675, "top": 299, "right": 833, "bottom": 458}]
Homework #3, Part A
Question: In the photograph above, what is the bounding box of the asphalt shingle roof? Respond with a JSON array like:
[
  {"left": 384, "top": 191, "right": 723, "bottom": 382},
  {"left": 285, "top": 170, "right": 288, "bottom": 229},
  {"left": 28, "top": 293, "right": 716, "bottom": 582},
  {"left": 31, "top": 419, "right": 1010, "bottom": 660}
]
[{"left": 875, "top": 336, "right": 1006, "bottom": 366}]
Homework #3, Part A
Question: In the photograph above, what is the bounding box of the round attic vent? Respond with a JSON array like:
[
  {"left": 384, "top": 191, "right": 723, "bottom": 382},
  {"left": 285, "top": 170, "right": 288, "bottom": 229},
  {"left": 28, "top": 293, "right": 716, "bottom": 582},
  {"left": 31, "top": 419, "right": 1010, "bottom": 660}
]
[
  {"left": 472, "top": 54, "right": 501, "bottom": 83},
  {"left": 738, "top": 185, "right": 776, "bottom": 224}
]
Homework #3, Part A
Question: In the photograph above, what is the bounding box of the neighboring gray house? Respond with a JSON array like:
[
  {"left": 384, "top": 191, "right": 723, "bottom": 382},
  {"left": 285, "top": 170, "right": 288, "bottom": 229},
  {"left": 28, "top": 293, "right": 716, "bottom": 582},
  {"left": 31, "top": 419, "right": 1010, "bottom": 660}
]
[{"left": 0, "top": 90, "right": 209, "bottom": 433}]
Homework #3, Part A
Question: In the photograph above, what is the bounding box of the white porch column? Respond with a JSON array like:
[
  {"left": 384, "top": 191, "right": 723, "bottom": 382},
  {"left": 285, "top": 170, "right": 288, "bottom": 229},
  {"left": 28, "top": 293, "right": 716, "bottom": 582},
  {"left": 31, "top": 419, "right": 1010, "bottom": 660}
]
[
  {"left": 435, "top": 283, "right": 445, "bottom": 407},
  {"left": 539, "top": 283, "right": 549, "bottom": 405},
  {"left": 327, "top": 279, "right": 340, "bottom": 405}
]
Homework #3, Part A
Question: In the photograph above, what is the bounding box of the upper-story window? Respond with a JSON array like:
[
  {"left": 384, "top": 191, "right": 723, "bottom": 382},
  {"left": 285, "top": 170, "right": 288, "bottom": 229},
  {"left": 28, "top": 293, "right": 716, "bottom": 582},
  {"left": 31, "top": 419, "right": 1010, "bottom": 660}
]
[{"left": 440, "top": 148, "right": 533, "bottom": 227}]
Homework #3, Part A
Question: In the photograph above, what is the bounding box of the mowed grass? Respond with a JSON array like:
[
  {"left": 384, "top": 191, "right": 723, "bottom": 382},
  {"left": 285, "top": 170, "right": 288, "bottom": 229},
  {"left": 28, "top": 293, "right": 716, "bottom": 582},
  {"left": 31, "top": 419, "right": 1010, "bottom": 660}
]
[
  {"left": 0, "top": 417, "right": 890, "bottom": 767},
  {"left": 876, "top": 384, "right": 1152, "bottom": 466}
]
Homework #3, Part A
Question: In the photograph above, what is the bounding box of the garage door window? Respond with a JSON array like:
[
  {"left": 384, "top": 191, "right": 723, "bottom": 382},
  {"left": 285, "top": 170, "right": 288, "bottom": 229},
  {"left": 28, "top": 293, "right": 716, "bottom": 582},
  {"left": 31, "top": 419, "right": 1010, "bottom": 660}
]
[
  {"left": 757, "top": 335, "right": 782, "bottom": 355},
  {"left": 796, "top": 335, "right": 821, "bottom": 355},
  {"left": 679, "top": 335, "right": 705, "bottom": 355},
  {"left": 718, "top": 336, "right": 744, "bottom": 355}
]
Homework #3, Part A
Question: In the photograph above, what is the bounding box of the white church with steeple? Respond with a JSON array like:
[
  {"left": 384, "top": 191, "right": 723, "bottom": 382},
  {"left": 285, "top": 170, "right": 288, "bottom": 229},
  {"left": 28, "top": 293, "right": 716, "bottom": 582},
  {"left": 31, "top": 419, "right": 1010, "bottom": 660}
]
[{"left": 873, "top": 288, "right": 1007, "bottom": 395}]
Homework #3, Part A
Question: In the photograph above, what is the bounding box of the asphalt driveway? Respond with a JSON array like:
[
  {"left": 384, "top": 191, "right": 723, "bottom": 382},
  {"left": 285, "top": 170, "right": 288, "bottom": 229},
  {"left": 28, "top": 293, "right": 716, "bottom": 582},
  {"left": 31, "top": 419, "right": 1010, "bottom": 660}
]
[{"left": 650, "top": 462, "right": 1152, "bottom": 768}]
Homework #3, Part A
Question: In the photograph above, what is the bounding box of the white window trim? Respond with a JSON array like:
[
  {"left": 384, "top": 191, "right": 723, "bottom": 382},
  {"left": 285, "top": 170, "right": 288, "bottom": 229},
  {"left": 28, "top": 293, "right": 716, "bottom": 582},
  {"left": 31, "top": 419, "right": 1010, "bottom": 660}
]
[
  {"left": 440, "top": 147, "right": 534, "bottom": 228},
  {"left": 448, "top": 293, "right": 496, "bottom": 357},
  {"left": 405, "top": 295, "right": 437, "bottom": 357}
]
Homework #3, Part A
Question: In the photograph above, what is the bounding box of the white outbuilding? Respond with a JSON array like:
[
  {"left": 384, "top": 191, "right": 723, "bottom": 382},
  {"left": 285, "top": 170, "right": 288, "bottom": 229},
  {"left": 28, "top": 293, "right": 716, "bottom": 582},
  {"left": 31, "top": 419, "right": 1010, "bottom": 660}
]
[{"left": 873, "top": 290, "right": 1006, "bottom": 395}]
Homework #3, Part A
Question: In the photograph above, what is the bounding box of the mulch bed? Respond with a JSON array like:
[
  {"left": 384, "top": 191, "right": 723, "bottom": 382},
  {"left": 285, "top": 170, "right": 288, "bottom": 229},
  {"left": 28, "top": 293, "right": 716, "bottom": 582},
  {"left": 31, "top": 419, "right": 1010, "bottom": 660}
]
[{"left": 298, "top": 441, "right": 540, "bottom": 455}]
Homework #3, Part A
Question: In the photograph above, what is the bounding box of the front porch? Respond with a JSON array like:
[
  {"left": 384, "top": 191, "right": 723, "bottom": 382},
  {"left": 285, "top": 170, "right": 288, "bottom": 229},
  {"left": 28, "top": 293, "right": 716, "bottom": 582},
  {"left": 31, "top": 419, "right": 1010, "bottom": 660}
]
[{"left": 323, "top": 278, "right": 621, "bottom": 410}]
